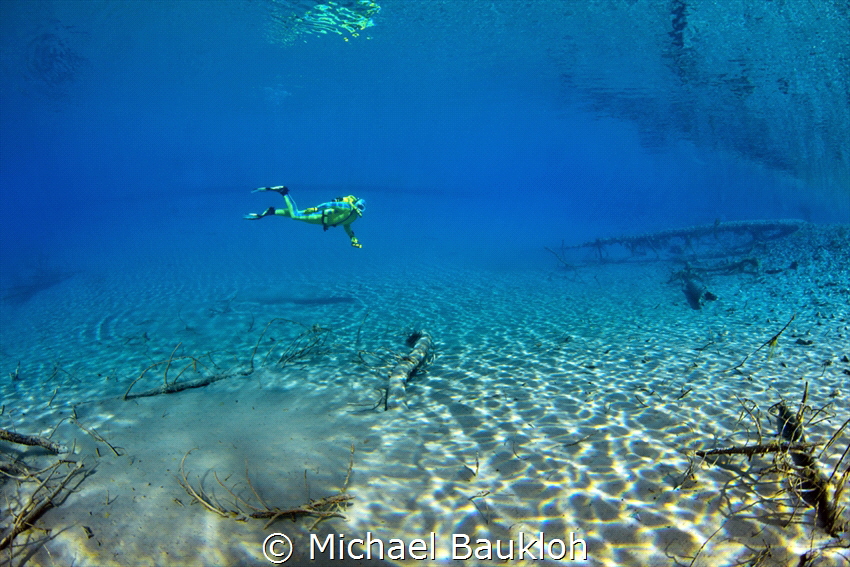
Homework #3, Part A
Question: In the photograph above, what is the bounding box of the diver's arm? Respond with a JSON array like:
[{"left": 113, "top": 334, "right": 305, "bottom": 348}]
[{"left": 344, "top": 224, "right": 362, "bottom": 248}]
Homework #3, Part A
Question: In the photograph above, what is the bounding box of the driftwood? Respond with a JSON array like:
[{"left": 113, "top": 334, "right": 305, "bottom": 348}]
[
  {"left": 773, "top": 400, "right": 846, "bottom": 537},
  {"left": 69, "top": 410, "right": 123, "bottom": 456},
  {"left": 386, "top": 331, "right": 432, "bottom": 410},
  {"left": 124, "top": 320, "right": 331, "bottom": 401},
  {"left": 694, "top": 385, "right": 848, "bottom": 539},
  {"left": 123, "top": 344, "right": 212, "bottom": 400},
  {"left": 680, "top": 257, "right": 760, "bottom": 276},
  {"left": 679, "top": 274, "right": 718, "bottom": 310},
  {"left": 0, "top": 428, "right": 64, "bottom": 454},
  {"left": 122, "top": 342, "right": 247, "bottom": 400},
  {"left": 581, "top": 219, "right": 802, "bottom": 249},
  {"left": 1, "top": 419, "right": 84, "bottom": 556},
  {"left": 247, "top": 493, "right": 354, "bottom": 529},
  {"left": 695, "top": 441, "right": 820, "bottom": 458},
  {"left": 550, "top": 219, "right": 804, "bottom": 265}
]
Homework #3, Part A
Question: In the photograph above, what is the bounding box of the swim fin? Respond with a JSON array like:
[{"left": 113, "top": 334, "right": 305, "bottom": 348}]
[{"left": 252, "top": 185, "right": 289, "bottom": 195}]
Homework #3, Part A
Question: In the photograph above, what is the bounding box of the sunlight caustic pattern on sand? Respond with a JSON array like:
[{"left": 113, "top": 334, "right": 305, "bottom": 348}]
[{"left": 1, "top": 224, "right": 848, "bottom": 566}]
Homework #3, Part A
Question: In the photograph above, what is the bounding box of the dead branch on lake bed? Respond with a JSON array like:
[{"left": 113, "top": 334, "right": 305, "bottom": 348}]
[
  {"left": 690, "top": 384, "right": 848, "bottom": 541},
  {"left": 274, "top": 324, "right": 331, "bottom": 368},
  {"left": 770, "top": 398, "right": 847, "bottom": 538},
  {"left": 356, "top": 344, "right": 414, "bottom": 378},
  {"left": 0, "top": 458, "right": 33, "bottom": 478},
  {"left": 563, "top": 219, "right": 804, "bottom": 264},
  {"left": 123, "top": 372, "right": 233, "bottom": 400},
  {"left": 1, "top": 415, "right": 85, "bottom": 557},
  {"left": 695, "top": 441, "right": 821, "bottom": 458},
  {"left": 386, "top": 330, "right": 433, "bottom": 410},
  {"left": 249, "top": 318, "right": 332, "bottom": 372},
  {"left": 0, "top": 428, "right": 65, "bottom": 454},
  {"left": 123, "top": 343, "right": 215, "bottom": 399},
  {"left": 544, "top": 242, "right": 576, "bottom": 269},
  {"left": 587, "top": 219, "right": 803, "bottom": 248},
  {"left": 123, "top": 318, "right": 332, "bottom": 400},
  {"left": 177, "top": 445, "right": 355, "bottom": 530},
  {"left": 0, "top": 460, "right": 84, "bottom": 552}
]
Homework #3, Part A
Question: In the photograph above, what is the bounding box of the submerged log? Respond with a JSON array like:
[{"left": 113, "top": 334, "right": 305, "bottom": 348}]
[
  {"left": 682, "top": 275, "right": 709, "bottom": 310},
  {"left": 578, "top": 219, "right": 803, "bottom": 249},
  {"left": 0, "top": 428, "right": 64, "bottom": 454},
  {"left": 668, "top": 267, "right": 719, "bottom": 310},
  {"left": 560, "top": 219, "right": 804, "bottom": 264},
  {"left": 694, "top": 441, "right": 821, "bottom": 458},
  {"left": 386, "top": 331, "right": 432, "bottom": 410},
  {"left": 694, "top": 388, "right": 847, "bottom": 537},
  {"left": 774, "top": 401, "right": 844, "bottom": 537}
]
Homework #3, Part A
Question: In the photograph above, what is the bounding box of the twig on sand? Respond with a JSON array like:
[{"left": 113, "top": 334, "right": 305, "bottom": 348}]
[
  {"left": 176, "top": 449, "right": 233, "bottom": 518},
  {"left": 70, "top": 409, "right": 123, "bottom": 457},
  {"left": 731, "top": 313, "right": 796, "bottom": 371},
  {"left": 686, "top": 501, "right": 763, "bottom": 567},
  {"left": 275, "top": 324, "right": 331, "bottom": 368},
  {"left": 544, "top": 242, "right": 575, "bottom": 269},
  {"left": 768, "top": 396, "right": 847, "bottom": 537},
  {"left": 126, "top": 328, "right": 321, "bottom": 399}
]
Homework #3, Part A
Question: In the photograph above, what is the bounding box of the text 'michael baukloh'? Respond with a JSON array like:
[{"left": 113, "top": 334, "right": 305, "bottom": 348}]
[{"left": 307, "top": 531, "right": 588, "bottom": 561}]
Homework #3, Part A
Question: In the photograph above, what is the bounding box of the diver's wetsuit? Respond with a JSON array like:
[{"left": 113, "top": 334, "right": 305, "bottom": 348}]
[{"left": 245, "top": 186, "right": 364, "bottom": 248}]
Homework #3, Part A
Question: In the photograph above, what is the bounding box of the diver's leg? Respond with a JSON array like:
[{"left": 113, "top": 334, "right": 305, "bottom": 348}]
[
  {"left": 243, "top": 207, "right": 277, "bottom": 220},
  {"left": 246, "top": 186, "right": 292, "bottom": 219},
  {"left": 282, "top": 194, "right": 309, "bottom": 220},
  {"left": 252, "top": 185, "right": 289, "bottom": 195},
  {"left": 259, "top": 193, "right": 324, "bottom": 225}
]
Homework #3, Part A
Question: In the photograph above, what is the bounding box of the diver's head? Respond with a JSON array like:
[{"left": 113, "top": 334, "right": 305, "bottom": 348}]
[{"left": 337, "top": 195, "right": 366, "bottom": 214}]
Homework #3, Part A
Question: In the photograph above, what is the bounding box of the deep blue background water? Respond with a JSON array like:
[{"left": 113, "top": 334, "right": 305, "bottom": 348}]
[{"left": 1, "top": 0, "right": 848, "bottom": 288}]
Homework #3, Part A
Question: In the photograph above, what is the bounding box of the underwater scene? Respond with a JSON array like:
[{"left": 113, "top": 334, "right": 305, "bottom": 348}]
[{"left": 1, "top": 1, "right": 849, "bottom": 566}]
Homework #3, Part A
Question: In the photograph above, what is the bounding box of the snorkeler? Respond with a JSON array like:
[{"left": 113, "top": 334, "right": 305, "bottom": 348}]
[{"left": 244, "top": 186, "right": 365, "bottom": 248}]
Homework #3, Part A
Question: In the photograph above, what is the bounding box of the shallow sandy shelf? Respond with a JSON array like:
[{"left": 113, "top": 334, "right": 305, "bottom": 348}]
[{"left": 2, "top": 224, "right": 848, "bottom": 566}]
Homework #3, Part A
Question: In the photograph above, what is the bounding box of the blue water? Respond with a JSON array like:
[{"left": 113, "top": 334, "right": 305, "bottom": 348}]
[
  {"left": 1, "top": 2, "right": 849, "bottom": 564},
  {"left": 2, "top": 0, "right": 848, "bottom": 284}
]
